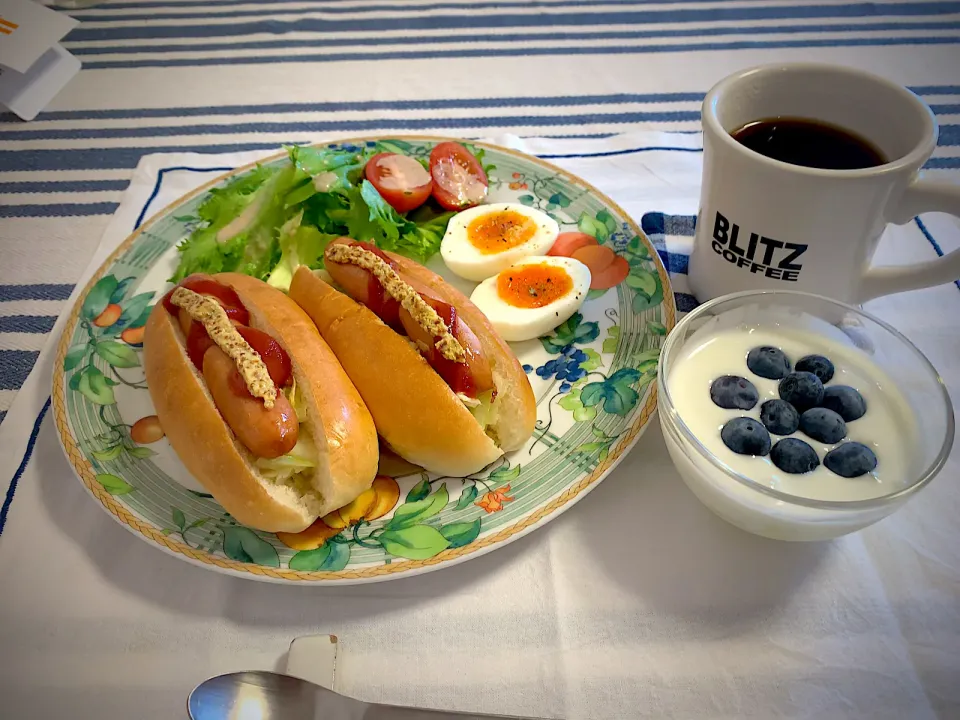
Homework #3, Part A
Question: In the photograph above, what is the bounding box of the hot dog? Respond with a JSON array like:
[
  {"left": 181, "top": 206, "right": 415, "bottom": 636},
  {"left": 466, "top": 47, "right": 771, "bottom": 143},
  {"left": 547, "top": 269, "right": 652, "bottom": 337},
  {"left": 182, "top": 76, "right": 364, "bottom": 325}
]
[
  {"left": 143, "top": 272, "right": 378, "bottom": 533},
  {"left": 289, "top": 239, "right": 536, "bottom": 477},
  {"left": 201, "top": 345, "right": 298, "bottom": 459}
]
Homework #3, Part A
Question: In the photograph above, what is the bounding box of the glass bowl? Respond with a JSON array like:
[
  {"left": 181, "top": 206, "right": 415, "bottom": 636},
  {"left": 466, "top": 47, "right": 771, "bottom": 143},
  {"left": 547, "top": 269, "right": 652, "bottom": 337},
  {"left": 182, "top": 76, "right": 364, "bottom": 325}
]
[{"left": 657, "top": 290, "right": 954, "bottom": 541}]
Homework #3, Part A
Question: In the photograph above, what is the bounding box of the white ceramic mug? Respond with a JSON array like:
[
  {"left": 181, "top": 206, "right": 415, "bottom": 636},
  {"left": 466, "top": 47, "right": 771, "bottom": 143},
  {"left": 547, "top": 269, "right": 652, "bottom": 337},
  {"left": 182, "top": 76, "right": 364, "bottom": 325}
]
[{"left": 689, "top": 63, "right": 960, "bottom": 305}]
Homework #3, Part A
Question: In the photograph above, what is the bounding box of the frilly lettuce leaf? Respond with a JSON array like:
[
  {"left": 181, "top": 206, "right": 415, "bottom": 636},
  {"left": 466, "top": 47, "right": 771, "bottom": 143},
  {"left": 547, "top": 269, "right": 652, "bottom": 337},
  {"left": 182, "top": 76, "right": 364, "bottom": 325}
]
[
  {"left": 266, "top": 212, "right": 337, "bottom": 291},
  {"left": 171, "top": 144, "right": 456, "bottom": 284},
  {"left": 171, "top": 165, "right": 275, "bottom": 282},
  {"left": 354, "top": 180, "right": 453, "bottom": 263},
  {"left": 395, "top": 210, "right": 455, "bottom": 263},
  {"left": 172, "top": 163, "right": 303, "bottom": 282}
]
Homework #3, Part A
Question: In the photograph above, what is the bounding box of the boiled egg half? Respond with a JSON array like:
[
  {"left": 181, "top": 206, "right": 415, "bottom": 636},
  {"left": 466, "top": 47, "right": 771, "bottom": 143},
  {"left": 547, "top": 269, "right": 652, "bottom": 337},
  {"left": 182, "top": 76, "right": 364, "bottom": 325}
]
[
  {"left": 470, "top": 256, "right": 591, "bottom": 342},
  {"left": 440, "top": 202, "right": 559, "bottom": 282}
]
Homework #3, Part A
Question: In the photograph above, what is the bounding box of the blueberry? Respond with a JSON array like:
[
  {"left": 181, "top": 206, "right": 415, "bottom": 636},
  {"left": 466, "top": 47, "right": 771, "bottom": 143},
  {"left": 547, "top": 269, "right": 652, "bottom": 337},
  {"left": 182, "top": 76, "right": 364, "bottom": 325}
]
[
  {"left": 759, "top": 399, "right": 800, "bottom": 435},
  {"left": 795, "top": 354, "right": 835, "bottom": 383},
  {"left": 721, "top": 417, "right": 771, "bottom": 456},
  {"left": 536, "top": 366, "right": 549, "bottom": 378},
  {"left": 821, "top": 385, "right": 867, "bottom": 422},
  {"left": 561, "top": 344, "right": 575, "bottom": 356},
  {"left": 522, "top": 364, "right": 533, "bottom": 374},
  {"left": 710, "top": 375, "right": 759, "bottom": 410},
  {"left": 824, "top": 442, "right": 877, "bottom": 478},
  {"left": 556, "top": 369, "right": 569, "bottom": 381},
  {"left": 573, "top": 349, "right": 588, "bottom": 363},
  {"left": 770, "top": 438, "right": 820, "bottom": 474},
  {"left": 778, "top": 371, "right": 824, "bottom": 411},
  {"left": 746, "top": 346, "right": 791, "bottom": 379},
  {"left": 799, "top": 407, "right": 847, "bottom": 444},
  {"left": 559, "top": 381, "right": 571, "bottom": 393},
  {"left": 545, "top": 359, "right": 558, "bottom": 372},
  {"left": 568, "top": 369, "right": 586, "bottom": 382}
]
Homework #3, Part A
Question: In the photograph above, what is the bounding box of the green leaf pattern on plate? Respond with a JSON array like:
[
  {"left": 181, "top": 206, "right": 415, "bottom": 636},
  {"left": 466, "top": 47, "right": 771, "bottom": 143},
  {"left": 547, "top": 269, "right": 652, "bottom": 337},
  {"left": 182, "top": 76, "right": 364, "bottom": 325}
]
[
  {"left": 539, "top": 312, "right": 600, "bottom": 354},
  {"left": 289, "top": 542, "right": 350, "bottom": 571},
  {"left": 386, "top": 484, "right": 448, "bottom": 531},
  {"left": 440, "top": 519, "right": 482, "bottom": 548},
  {"left": 222, "top": 526, "right": 280, "bottom": 567},
  {"left": 405, "top": 476, "right": 431, "bottom": 503},
  {"left": 455, "top": 485, "right": 479, "bottom": 511},
  {"left": 82, "top": 276, "right": 119, "bottom": 321},
  {"left": 77, "top": 366, "right": 116, "bottom": 405},
  {"left": 96, "top": 473, "right": 134, "bottom": 495},
  {"left": 95, "top": 341, "right": 140, "bottom": 368},
  {"left": 379, "top": 525, "right": 451, "bottom": 560}
]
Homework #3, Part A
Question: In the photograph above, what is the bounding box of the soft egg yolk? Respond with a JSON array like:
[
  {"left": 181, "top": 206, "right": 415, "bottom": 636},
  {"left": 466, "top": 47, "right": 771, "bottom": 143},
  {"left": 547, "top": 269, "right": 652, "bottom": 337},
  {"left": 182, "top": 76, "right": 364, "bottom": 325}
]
[
  {"left": 497, "top": 264, "right": 574, "bottom": 308},
  {"left": 467, "top": 210, "right": 537, "bottom": 254}
]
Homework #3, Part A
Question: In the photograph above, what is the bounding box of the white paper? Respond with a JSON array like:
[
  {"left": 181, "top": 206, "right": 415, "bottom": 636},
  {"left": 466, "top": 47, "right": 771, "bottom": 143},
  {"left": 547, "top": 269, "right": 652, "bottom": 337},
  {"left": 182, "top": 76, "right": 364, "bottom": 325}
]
[
  {"left": 0, "top": 42, "right": 79, "bottom": 120},
  {"left": 0, "top": 0, "right": 77, "bottom": 73}
]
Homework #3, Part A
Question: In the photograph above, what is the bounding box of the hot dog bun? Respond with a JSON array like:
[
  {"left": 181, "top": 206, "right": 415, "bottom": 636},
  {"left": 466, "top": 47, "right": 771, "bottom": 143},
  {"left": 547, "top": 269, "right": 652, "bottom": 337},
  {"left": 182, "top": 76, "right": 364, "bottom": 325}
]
[
  {"left": 143, "top": 274, "right": 378, "bottom": 533},
  {"left": 394, "top": 258, "right": 537, "bottom": 453},
  {"left": 290, "top": 258, "right": 536, "bottom": 477}
]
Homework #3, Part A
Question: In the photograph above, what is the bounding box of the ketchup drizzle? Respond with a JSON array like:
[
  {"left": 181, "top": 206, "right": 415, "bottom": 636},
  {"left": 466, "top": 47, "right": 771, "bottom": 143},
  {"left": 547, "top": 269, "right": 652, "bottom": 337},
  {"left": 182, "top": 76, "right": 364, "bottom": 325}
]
[
  {"left": 165, "top": 276, "right": 292, "bottom": 397},
  {"left": 420, "top": 296, "right": 476, "bottom": 398}
]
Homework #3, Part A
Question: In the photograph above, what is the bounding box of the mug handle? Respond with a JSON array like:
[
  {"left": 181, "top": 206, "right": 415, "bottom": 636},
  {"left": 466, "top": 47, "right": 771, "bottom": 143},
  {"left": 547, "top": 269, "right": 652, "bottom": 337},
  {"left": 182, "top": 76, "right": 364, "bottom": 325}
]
[{"left": 858, "top": 173, "right": 960, "bottom": 302}]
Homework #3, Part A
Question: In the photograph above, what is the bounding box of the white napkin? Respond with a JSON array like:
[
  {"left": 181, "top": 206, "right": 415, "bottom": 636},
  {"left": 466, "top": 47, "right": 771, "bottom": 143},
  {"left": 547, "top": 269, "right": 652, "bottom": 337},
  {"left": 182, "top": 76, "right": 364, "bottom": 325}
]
[
  {"left": 2, "top": 133, "right": 959, "bottom": 720},
  {"left": 0, "top": 0, "right": 79, "bottom": 120}
]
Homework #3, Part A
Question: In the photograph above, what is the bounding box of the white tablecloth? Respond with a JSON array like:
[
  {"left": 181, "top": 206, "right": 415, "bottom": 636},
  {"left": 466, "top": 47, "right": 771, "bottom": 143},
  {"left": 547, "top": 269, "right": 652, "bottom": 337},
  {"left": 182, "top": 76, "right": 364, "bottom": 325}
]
[{"left": 2, "top": 1, "right": 960, "bottom": 717}]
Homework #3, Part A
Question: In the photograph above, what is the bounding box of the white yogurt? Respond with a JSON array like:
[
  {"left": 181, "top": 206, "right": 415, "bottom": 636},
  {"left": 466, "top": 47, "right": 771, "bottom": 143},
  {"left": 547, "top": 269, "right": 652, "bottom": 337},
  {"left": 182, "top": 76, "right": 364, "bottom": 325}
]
[{"left": 668, "top": 323, "right": 919, "bottom": 502}]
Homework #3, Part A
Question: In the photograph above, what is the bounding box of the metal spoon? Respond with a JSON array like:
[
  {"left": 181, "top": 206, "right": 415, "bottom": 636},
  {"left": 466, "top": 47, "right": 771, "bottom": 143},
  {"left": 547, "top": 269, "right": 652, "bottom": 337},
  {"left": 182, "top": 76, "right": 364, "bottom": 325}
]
[{"left": 188, "top": 670, "right": 552, "bottom": 720}]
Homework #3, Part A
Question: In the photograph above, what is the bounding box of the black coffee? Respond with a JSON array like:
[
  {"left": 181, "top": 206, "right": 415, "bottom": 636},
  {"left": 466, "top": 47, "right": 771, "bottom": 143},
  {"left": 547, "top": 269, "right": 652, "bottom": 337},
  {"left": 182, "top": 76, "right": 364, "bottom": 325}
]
[{"left": 731, "top": 117, "right": 885, "bottom": 170}]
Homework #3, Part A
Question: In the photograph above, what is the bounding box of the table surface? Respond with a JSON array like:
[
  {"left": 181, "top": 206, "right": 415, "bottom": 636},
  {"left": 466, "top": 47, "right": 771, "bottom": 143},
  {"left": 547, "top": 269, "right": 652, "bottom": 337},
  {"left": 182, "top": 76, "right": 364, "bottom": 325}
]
[{"left": 1, "top": 2, "right": 960, "bottom": 718}]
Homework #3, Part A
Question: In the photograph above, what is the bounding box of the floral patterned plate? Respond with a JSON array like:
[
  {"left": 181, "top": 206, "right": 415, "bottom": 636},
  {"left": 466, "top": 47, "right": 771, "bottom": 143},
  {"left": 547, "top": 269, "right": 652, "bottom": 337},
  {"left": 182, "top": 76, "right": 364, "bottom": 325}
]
[{"left": 52, "top": 136, "right": 675, "bottom": 584}]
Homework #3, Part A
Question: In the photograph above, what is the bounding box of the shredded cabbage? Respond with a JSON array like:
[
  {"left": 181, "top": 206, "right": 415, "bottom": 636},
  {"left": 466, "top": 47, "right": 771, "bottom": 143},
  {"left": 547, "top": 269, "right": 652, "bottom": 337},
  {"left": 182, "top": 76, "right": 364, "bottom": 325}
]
[
  {"left": 284, "top": 378, "right": 309, "bottom": 424},
  {"left": 254, "top": 382, "right": 316, "bottom": 482},
  {"left": 467, "top": 390, "right": 498, "bottom": 430},
  {"left": 254, "top": 431, "right": 318, "bottom": 483}
]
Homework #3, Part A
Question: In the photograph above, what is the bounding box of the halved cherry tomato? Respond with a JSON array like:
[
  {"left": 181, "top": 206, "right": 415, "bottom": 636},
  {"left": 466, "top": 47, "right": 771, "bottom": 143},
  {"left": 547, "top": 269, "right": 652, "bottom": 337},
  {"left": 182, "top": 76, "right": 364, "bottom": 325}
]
[
  {"left": 365, "top": 152, "right": 433, "bottom": 213},
  {"left": 548, "top": 232, "right": 598, "bottom": 258},
  {"left": 429, "top": 142, "right": 488, "bottom": 211},
  {"left": 236, "top": 326, "right": 292, "bottom": 388}
]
